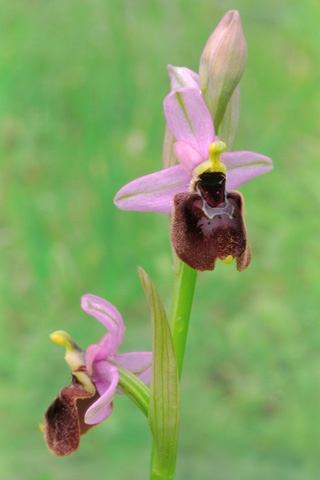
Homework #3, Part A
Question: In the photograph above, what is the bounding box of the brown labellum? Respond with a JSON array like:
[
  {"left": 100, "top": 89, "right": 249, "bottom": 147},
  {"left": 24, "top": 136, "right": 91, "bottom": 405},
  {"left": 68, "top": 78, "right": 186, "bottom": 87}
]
[
  {"left": 171, "top": 173, "right": 251, "bottom": 272},
  {"left": 44, "top": 376, "right": 99, "bottom": 456}
]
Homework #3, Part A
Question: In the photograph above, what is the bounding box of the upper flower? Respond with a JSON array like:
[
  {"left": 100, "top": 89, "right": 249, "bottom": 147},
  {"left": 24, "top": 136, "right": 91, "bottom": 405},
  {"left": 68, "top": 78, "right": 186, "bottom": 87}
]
[
  {"left": 43, "top": 294, "right": 152, "bottom": 456},
  {"left": 114, "top": 87, "right": 273, "bottom": 215},
  {"left": 114, "top": 10, "right": 273, "bottom": 271}
]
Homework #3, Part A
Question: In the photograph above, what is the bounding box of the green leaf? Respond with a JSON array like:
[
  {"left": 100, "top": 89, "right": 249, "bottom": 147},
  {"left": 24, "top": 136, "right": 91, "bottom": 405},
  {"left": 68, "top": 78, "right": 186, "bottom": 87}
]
[{"left": 138, "top": 267, "right": 180, "bottom": 480}]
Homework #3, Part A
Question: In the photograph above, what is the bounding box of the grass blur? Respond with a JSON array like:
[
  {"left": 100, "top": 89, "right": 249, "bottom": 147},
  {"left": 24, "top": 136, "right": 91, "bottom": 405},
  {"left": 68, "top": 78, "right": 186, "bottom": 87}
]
[{"left": 1, "top": 0, "right": 320, "bottom": 478}]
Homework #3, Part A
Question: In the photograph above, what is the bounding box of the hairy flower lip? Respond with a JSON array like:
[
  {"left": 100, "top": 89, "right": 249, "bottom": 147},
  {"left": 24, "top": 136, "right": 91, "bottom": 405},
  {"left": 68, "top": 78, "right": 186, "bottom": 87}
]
[
  {"left": 171, "top": 189, "right": 251, "bottom": 272},
  {"left": 43, "top": 376, "right": 98, "bottom": 456}
]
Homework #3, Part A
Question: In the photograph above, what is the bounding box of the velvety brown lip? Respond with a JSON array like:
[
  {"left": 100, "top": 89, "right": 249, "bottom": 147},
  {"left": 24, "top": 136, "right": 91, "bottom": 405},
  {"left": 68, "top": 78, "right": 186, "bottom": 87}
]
[{"left": 171, "top": 188, "right": 251, "bottom": 272}]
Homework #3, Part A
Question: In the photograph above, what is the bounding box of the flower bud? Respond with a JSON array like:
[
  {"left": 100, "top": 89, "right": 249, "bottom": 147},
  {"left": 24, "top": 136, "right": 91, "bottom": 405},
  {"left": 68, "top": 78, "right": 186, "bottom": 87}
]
[{"left": 199, "top": 10, "right": 247, "bottom": 130}]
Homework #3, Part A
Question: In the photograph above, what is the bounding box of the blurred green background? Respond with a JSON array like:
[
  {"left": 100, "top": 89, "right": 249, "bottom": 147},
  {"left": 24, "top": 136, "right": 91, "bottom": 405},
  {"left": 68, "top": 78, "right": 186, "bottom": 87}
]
[{"left": 1, "top": 0, "right": 320, "bottom": 478}]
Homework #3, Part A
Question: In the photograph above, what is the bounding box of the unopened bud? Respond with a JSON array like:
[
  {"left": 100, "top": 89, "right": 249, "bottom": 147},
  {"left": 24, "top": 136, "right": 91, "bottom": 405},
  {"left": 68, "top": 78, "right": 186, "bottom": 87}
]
[{"left": 199, "top": 10, "right": 247, "bottom": 129}]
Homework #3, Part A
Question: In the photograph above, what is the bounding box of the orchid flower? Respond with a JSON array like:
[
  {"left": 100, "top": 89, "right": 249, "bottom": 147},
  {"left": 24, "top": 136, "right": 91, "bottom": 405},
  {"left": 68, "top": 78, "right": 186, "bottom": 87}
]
[
  {"left": 114, "top": 87, "right": 273, "bottom": 271},
  {"left": 43, "top": 294, "right": 152, "bottom": 456}
]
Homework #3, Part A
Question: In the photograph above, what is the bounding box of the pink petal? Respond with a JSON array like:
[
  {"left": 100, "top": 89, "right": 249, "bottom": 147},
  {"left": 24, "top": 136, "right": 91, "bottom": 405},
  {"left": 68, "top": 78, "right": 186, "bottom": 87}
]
[
  {"left": 113, "top": 352, "right": 152, "bottom": 385},
  {"left": 85, "top": 334, "right": 111, "bottom": 375},
  {"left": 85, "top": 361, "right": 119, "bottom": 425},
  {"left": 114, "top": 165, "right": 191, "bottom": 214},
  {"left": 223, "top": 151, "right": 273, "bottom": 190},
  {"left": 81, "top": 294, "right": 124, "bottom": 355},
  {"left": 174, "top": 140, "right": 203, "bottom": 174},
  {"left": 167, "top": 65, "right": 199, "bottom": 91},
  {"left": 163, "top": 87, "right": 214, "bottom": 160}
]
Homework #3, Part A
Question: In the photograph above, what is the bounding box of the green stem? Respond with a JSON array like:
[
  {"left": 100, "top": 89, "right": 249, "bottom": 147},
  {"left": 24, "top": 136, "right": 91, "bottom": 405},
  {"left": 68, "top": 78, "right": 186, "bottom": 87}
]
[
  {"left": 116, "top": 365, "right": 150, "bottom": 418},
  {"left": 169, "top": 259, "right": 198, "bottom": 378},
  {"left": 149, "top": 259, "right": 197, "bottom": 479}
]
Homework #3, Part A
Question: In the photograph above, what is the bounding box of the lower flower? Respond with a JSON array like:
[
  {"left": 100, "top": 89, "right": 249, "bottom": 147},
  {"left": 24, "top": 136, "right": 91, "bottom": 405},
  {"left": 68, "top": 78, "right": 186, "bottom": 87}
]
[{"left": 43, "top": 294, "right": 152, "bottom": 456}]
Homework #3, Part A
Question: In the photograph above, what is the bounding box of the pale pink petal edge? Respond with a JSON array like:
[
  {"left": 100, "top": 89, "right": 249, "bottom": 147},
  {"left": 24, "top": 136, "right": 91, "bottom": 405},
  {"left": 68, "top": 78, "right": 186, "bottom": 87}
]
[
  {"left": 114, "top": 165, "right": 191, "bottom": 214},
  {"left": 114, "top": 352, "right": 152, "bottom": 385},
  {"left": 85, "top": 362, "right": 119, "bottom": 425},
  {"left": 223, "top": 151, "right": 273, "bottom": 190}
]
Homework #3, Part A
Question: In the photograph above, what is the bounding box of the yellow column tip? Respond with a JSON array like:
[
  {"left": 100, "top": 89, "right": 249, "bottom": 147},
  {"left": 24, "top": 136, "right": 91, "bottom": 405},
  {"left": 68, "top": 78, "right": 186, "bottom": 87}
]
[
  {"left": 50, "top": 331, "right": 70, "bottom": 347},
  {"left": 209, "top": 143, "right": 217, "bottom": 154}
]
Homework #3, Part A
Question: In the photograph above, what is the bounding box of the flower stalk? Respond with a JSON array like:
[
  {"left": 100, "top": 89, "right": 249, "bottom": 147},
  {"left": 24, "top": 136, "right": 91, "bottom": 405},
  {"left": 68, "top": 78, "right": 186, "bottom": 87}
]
[{"left": 169, "top": 259, "right": 197, "bottom": 378}]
